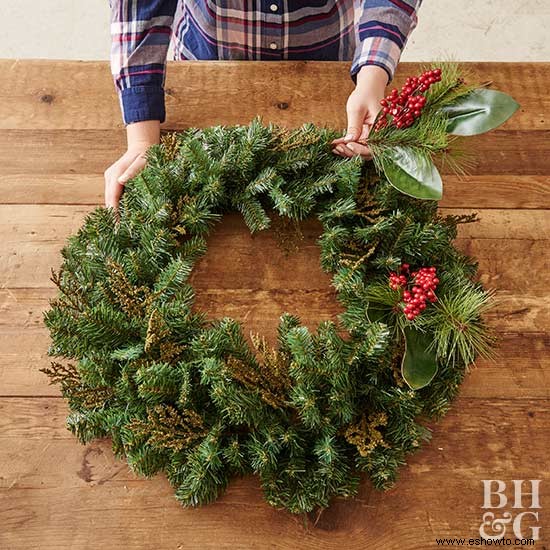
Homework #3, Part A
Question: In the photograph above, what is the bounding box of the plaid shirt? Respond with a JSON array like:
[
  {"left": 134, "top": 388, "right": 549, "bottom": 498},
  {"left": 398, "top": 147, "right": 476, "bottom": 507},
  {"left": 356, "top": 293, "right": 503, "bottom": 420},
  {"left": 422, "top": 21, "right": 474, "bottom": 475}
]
[{"left": 109, "top": 1, "right": 422, "bottom": 126}]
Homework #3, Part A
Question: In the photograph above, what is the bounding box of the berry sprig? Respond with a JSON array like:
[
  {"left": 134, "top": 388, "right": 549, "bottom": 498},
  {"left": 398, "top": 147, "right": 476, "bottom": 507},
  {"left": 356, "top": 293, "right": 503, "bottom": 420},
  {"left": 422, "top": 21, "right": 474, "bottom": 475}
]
[
  {"left": 389, "top": 270, "right": 408, "bottom": 290},
  {"left": 374, "top": 68, "right": 442, "bottom": 131},
  {"left": 389, "top": 263, "right": 440, "bottom": 321}
]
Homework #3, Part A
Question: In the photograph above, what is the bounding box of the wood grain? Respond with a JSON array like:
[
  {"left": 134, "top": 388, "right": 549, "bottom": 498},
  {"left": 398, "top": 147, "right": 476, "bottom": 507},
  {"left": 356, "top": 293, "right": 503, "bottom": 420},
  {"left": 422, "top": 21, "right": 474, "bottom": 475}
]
[
  {"left": 3, "top": 332, "right": 548, "bottom": 400},
  {"left": 2, "top": 174, "right": 550, "bottom": 209},
  {"left": 0, "top": 398, "right": 548, "bottom": 550},
  {"left": 1, "top": 60, "right": 548, "bottom": 131},
  {"left": 1, "top": 207, "right": 548, "bottom": 291},
  {"left": 1, "top": 60, "right": 549, "bottom": 549},
  {"left": 2, "top": 129, "right": 550, "bottom": 176}
]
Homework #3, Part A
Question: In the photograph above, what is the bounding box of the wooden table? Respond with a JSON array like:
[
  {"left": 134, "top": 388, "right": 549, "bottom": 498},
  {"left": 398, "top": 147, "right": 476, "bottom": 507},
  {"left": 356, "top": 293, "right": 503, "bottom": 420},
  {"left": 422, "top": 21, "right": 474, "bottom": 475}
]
[{"left": 1, "top": 60, "right": 549, "bottom": 549}]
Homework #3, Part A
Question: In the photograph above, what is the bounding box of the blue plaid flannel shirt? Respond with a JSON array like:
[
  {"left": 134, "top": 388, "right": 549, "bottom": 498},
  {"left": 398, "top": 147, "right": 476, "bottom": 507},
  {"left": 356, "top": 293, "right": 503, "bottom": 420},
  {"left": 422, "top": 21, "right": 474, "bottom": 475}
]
[{"left": 109, "top": 0, "right": 422, "bottom": 125}]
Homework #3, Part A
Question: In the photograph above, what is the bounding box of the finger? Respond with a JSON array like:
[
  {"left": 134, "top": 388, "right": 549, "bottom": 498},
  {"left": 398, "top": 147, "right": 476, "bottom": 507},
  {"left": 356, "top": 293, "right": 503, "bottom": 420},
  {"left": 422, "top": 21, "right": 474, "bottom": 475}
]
[
  {"left": 118, "top": 153, "right": 147, "bottom": 185},
  {"left": 332, "top": 146, "right": 349, "bottom": 158},
  {"left": 339, "top": 122, "right": 371, "bottom": 147},
  {"left": 366, "top": 102, "right": 383, "bottom": 124},
  {"left": 104, "top": 169, "right": 117, "bottom": 209},
  {"left": 344, "top": 104, "right": 368, "bottom": 143},
  {"left": 359, "top": 122, "right": 371, "bottom": 142},
  {"left": 346, "top": 142, "right": 373, "bottom": 159},
  {"left": 331, "top": 136, "right": 347, "bottom": 145},
  {"left": 335, "top": 144, "right": 356, "bottom": 158},
  {"left": 104, "top": 165, "right": 126, "bottom": 210},
  {"left": 105, "top": 181, "right": 123, "bottom": 210}
]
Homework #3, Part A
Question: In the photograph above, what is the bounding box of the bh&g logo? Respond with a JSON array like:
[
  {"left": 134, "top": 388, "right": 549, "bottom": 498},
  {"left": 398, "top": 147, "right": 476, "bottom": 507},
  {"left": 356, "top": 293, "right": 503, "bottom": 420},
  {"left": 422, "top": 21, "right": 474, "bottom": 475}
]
[{"left": 480, "top": 480, "right": 541, "bottom": 541}]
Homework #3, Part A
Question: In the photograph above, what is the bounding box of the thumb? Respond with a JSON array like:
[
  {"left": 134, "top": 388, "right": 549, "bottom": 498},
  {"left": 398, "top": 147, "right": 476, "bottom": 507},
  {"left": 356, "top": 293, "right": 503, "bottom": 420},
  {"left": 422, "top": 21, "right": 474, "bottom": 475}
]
[
  {"left": 118, "top": 153, "right": 147, "bottom": 185},
  {"left": 344, "top": 105, "right": 367, "bottom": 142}
]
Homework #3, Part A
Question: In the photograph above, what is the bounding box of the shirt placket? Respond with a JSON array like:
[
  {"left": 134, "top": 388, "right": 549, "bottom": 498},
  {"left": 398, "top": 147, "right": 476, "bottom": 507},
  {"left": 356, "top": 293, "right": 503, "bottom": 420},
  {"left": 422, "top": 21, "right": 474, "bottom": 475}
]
[{"left": 261, "top": 0, "right": 284, "bottom": 60}]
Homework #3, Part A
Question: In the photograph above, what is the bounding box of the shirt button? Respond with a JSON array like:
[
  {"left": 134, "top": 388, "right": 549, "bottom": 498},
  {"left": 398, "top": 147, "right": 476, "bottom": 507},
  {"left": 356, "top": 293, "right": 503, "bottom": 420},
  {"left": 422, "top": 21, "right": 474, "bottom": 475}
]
[
  {"left": 269, "top": 42, "right": 278, "bottom": 50},
  {"left": 270, "top": 3, "right": 278, "bottom": 11}
]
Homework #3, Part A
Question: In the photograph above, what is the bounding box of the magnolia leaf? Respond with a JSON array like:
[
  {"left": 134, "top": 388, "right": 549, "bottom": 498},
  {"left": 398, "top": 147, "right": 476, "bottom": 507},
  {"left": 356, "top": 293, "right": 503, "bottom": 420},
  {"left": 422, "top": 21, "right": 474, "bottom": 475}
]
[
  {"left": 382, "top": 147, "right": 442, "bottom": 200},
  {"left": 401, "top": 327, "right": 438, "bottom": 390},
  {"left": 442, "top": 88, "right": 520, "bottom": 136}
]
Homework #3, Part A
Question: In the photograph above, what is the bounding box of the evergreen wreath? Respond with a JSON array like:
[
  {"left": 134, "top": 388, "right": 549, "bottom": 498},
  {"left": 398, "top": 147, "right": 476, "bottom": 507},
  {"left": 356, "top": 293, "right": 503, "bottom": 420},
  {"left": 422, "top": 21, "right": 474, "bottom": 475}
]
[{"left": 42, "top": 63, "right": 518, "bottom": 514}]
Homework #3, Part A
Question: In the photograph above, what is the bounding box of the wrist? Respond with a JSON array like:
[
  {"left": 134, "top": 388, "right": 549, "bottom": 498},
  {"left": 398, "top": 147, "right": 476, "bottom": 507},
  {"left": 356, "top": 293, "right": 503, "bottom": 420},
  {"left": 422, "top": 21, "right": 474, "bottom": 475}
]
[
  {"left": 126, "top": 120, "right": 161, "bottom": 149},
  {"left": 355, "top": 65, "right": 389, "bottom": 94}
]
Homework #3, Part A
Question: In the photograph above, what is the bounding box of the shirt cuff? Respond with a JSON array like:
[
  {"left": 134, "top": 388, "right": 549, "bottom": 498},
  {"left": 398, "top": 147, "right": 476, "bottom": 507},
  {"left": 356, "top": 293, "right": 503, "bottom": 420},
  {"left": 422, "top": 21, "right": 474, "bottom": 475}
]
[
  {"left": 118, "top": 86, "right": 166, "bottom": 126},
  {"left": 350, "top": 36, "right": 403, "bottom": 86}
]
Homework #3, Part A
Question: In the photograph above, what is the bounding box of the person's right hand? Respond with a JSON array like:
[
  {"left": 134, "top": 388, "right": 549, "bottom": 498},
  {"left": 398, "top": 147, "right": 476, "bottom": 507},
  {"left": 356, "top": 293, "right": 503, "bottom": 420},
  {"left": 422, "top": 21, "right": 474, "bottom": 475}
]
[{"left": 104, "top": 120, "right": 161, "bottom": 210}]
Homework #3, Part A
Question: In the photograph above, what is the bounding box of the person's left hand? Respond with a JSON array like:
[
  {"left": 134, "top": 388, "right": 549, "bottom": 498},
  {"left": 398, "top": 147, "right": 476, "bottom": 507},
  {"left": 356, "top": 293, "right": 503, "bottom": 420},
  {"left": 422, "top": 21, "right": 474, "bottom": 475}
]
[{"left": 332, "top": 65, "right": 388, "bottom": 159}]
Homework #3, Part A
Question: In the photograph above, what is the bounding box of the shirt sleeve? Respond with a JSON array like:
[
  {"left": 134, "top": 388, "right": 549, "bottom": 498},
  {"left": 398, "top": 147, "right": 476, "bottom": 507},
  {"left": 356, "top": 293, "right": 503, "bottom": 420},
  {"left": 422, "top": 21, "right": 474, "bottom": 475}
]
[
  {"left": 109, "top": 0, "right": 177, "bottom": 126},
  {"left": 350, "top": 0, "right": 423, "bottom": 86}
]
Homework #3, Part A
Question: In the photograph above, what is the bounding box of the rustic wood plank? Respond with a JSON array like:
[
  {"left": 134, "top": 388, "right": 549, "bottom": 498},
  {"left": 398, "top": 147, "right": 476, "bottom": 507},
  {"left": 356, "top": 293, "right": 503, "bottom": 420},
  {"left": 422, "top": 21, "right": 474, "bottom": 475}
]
[
  {"left": 1, "top": 60, "right": 547, "bottom": 131},
  {"left": 453, "top": 239, "right": 548, "bottom": 292},
  {"left": 1, "top": 207, "right": 547, "bottom": 289},
  {"left": 0, "top": 397, "right": 548, "bottom": 550},
  {"left": 190, "top": 289, "right": 550, "bottom": 334},
  {"left": 1, "top": 59, "right": 548, "bottom": 550},
  {"left": 0, "top": 130, "right": 127, "bottom": 175},
  {"left": 2, "top": 130, "right": 549, "bottom": 176},
  {"left": 2, "top": 285, "right": 549, "bottom": 397},
  {"left": 1, "top": 205, "right": 548, "bottom": 245},
  {"left": 5, "top": 328, "right": 547, "bottom": 399},
  {"left": 189, "top": 289, "right": 550, "bottom": 347},
  {"left": 3, "top": 174, "right": 549, "bottom": 210},
  {"left": 0, "top": 174, "right": 103, "bottom": 204},
  {"left": 2, "top": 203, "right": 548, "bottom": 397}
]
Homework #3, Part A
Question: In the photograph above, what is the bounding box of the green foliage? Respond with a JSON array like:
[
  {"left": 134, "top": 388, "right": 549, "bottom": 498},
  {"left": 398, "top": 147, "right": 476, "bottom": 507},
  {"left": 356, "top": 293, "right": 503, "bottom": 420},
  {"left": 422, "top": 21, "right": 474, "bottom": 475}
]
[
  {"left": 401, "top": 327, "right": 439, "bottom": 389},
  {"left": 42, "top": 107, "right": 496, "bottom": 515},
  {"left": 369, "top": 61, "right": 519, "bottom": 198},
  {"left": 442, "top": 88, "right": 520, "bottom": 136},
  {"left": 381, "top": 147, "right": 443, "bottom": 200},
  {"left": 417, "top": 274, "right": 497, "bottom": 367}
]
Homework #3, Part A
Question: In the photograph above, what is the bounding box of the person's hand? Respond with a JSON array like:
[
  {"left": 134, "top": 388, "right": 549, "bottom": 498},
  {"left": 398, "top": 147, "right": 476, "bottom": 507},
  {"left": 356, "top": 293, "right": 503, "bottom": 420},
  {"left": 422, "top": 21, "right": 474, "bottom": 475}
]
[
  {"left": 104, "top": 120, "right": 161, "bottom": 210},
  {"left": 332, "top": 65, "right": 388, "bottom": 159}
]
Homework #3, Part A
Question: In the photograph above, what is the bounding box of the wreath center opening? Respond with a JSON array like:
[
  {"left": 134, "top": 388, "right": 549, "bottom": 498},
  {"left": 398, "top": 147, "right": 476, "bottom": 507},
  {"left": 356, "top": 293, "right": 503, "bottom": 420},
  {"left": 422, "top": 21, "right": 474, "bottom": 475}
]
[{"left": 189, "top": 210, "right": 344, "bottom": 345}]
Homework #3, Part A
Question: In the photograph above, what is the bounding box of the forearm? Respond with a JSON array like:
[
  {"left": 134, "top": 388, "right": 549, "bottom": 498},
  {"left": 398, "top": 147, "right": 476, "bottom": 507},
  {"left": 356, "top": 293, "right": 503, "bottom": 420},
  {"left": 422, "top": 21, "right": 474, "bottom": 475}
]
[
  {"left": 355, "top": 65, "right": 389, "bottom": 94},
  {"left": 126, "top": 120, "right": 161, "bottom": 149},
  {"left": 351, "top": 0, "right": 423, "bottom": 85},
  {"left": 109, "top": 0, "right": 177, "bottom": 125}
]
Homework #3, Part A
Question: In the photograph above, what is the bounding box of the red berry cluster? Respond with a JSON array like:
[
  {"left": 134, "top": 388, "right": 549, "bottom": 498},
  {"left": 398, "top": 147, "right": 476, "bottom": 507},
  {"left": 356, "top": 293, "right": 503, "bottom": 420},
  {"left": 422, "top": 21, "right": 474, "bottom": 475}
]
[
  {"left": 374, "top": 68, "right": 442, "bottom": 131},
  {"left": 389, "top": 270, "right": 408, "bottom": 290},
  {"left": 389, "top": 264, "right": 439, "bottom": 321}
]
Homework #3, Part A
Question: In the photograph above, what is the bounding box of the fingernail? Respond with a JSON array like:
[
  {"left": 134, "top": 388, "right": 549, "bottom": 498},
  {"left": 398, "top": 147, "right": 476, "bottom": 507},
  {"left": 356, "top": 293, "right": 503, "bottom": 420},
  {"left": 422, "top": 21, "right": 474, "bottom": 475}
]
[
  {"left": 118, "top": 176, "right": 127, "bottom": 184},
  {"left": 344, "top": 134, "right": 354, "bottom": 141}
]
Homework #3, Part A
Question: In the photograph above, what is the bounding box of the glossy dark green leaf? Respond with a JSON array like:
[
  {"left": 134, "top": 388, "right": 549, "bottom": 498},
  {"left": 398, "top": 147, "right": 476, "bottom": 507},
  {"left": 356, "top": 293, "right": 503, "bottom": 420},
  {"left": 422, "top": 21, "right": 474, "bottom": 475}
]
[
  {"left": 382, "top": 147, "right": 442, "bottom": 200},
  {"left": 401, "top": 327, "right": 438, "bottom": 390},
  {"left": 442, "top": 88, "right": 520, "bottom": 136}
]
